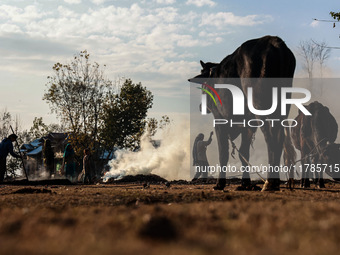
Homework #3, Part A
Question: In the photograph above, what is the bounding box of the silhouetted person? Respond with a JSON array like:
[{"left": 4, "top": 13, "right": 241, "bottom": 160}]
[
  {"left": 0, "top": 134, "right": 21, "bottom": 183},
  {"left": 192, "top": 131, "right": 213, "bottom": 181},
  {"left": 43, "top": 139, "right": 55, "bottom": 177},
  {"left": 82, "top": 148, "right": 95, "bottom": 184},
  {"left": 62, "top": 144, "right": 76, "bottom": 182}
]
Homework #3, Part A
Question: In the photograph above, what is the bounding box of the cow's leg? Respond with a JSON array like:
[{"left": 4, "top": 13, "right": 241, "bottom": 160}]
[
  {"left": 261, "top": 124, "right": 284, "bottom": 191},
  {"left": 288, "top": 164, "right": 294, "bottom": 190},
  {"left": 318, "top": 171, "right": 325, "bottom": 188},
  {"left": 213, "top": 125, "right": 229, "bottom": 190},
  {"left": 300, "top": 146, "right": 310, "bottom": 188},
  {"left": 311, "top": 155, "right": 318, "bottom": 186},
  {"left": 314, "top": 170, "right": 319, "bottom": 186},
  {"left": 300, "top": 153, "right": 306, "bottom": 187},
  {"left": 316, "top": 155, "right": 325, "bottom": 188},
  {"left": 237, "top": 128, "right": 256, "bottom": 189},
  {"left": 312, "top": 155, "right": 320, "bottom": 187}
]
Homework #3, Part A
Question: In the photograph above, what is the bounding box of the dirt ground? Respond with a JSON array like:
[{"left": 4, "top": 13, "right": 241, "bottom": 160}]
[{"left": 1, "top": 181, "right": 340, "bottom": 255}]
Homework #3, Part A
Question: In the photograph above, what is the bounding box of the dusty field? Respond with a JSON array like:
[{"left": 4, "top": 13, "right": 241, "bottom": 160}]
[{"left": 1, "top": 181, "right": 340, "bottom": 255}]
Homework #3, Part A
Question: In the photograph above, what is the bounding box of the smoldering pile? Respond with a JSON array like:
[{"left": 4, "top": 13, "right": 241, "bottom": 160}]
[
  {"left": 105, "top": 174, "right": 168, "bottom": 184},
  {"left": 104, "top": 120, "right": 190, "bottom": 182},
  {"left": 104, "top": 174, "right": 249, "bottom": 186}
]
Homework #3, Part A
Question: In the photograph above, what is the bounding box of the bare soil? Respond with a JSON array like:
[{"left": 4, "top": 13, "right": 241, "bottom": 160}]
[{"left": 1, "top": 181, "right": 340, "bottom": 255}]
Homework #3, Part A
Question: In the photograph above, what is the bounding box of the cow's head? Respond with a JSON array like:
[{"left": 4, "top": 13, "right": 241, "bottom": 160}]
[
  {"left": 199, "top": 60, "right": 219, "bottom": 78},
  {"left": 188, "top": 60, "right": 220, "bottom": 114},
  {"left": 188, "top": 60, "right": 219, "bottom": 82}
]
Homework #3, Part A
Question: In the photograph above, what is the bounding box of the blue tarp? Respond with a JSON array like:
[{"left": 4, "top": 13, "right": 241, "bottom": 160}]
[{"left": 26, "top": 145, "right": 42, "bottom": 156}]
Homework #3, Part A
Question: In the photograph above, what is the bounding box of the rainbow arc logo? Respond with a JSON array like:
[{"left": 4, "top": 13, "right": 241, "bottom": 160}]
[{"left": 197, "top": 83, "right": 222, "bottom": 106}]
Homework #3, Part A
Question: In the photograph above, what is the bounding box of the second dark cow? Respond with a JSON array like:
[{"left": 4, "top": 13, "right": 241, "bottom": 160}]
[{"left": 292, "top": 101, "right": 339, "bottom": 188}]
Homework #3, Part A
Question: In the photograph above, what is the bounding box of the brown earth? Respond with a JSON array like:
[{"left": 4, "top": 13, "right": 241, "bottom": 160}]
[{"left": 1, "top": 181, "right": 340, "bottom": 255}]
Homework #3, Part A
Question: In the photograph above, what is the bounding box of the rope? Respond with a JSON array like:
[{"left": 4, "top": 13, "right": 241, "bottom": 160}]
[
  {"left": 292, "top": 138, "right": 327, "bottom": 165},
  {"left": 225, "top": 137, "right": 331, "bottom": 183},
  {"left": 284, "top": 138, "right": 330, "bottom": 180},
  {"left": 228, "top": 136, "right": 266, "bottom": 183}
]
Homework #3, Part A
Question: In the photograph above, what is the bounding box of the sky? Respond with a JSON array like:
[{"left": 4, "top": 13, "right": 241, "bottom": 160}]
[{"left": 1, "top": 0, "right": 340, "bottom": 129}]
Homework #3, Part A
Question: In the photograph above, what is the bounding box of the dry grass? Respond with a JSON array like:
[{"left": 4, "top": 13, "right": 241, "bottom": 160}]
[{"left": 1, "top": 182, "right": 340, "bottom": 255}]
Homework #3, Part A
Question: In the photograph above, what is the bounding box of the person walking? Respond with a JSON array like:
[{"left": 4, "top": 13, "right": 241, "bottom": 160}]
[
  {"left": 82, "top": 148, "right": 95, "bottom": 184},
  {"left": 62, "top": 143, "right": 76, "bottom": 182},
  {"left": 0, "top": 134, "right": 21, "bottom": 183},
  {"left": 43, "top": 139, "right": 55, "bottom": 178}
]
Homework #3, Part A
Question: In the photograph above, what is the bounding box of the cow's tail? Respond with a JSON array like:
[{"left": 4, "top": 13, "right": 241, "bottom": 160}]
[{"left": 284, "top": 127, "right": 296, "bottom": 189}]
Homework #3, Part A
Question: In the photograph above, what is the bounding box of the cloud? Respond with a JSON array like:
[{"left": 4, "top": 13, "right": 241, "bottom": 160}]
[
  {"left": 0, "top": 24, "right": 23, "bottom": 35},
  {"left": 91, "top": 0, "right": 109, "bottom": 5},
  {"left": 9, "top": 4, "right": 214, "bottom": 53},
  {"left": 0, "top": 2, "right": 273, "bottom": 100},
  {"left": 155, "top": 0, "right": 176, "bottom": 4},
  {"left": 186, "top": 0, "right": 216, "bottom": 7},
  {"left": 0, "top": 1, "right": 280, "bottom": 131},
  {"left": 64, "top": 0, "right": 82, "bottom": 4},
  {"left": 0, "top": 3, "right": 208, "bottom": 85},
  {"left": 200, "top": 12, "right": 272, "bottom": 27},
  {"left": 0, "top": 5, "right": 48, "bottom": 24},
  {"left": 310, "top": 19, "right": 319, "bottom": 28},
  {"left": 0, "top": 34, "right": 76, "bottom": 75}
]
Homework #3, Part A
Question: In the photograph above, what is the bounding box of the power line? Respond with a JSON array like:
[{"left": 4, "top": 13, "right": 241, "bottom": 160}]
[
  {"left": 313, "top": 18, "right": 340, "bottom": 41},
  {"left": 319, "top": 46, "right": 340, "bottom": 49},
  {"left": 313, "top": 18, "right": 340, "bottom": 22},
  {"left": 311, "top": 40, "right": 340, "bottom": 49}
]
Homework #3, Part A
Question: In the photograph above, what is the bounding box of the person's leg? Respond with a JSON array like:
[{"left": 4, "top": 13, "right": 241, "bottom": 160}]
[
  {"left": 82, "top": 172, "right": 86, "bottom": 184},
  {"left": 202, "top": 161, "right": 209, "bottom": 179},
  {"left": 192, "top": 161, "right": 206, "bottom": 181},
  {"left": 0, "top": 158, "right": 7, "bottom": 183},
  {"left": 88, "top": 173, "right": 92, "bottom": 184},
  {"left": 192, "top": 167, "right": 202, "bottom": 180},
  {"left": 65, "top": 164, "right": 71, "bottom": 181},
  {"left": 83, "top": 172, "right": 90, "bottom": 184},
  {"left": 69, "top": 163, "right": 76, "bottom": 183}
]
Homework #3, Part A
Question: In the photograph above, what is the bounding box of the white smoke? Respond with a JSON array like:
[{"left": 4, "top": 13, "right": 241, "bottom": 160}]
[
  {"left": 103, "top": 119, "right": 190, "bottom": 181},
  {"left": 24, "top": 160, "right": 51, "bottom": 180}
]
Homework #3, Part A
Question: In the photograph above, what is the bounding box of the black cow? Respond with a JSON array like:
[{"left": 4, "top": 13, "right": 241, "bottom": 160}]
[
  {"left": 291, "top": 101, "right": 339, "bottom": 188},
  {"left": 189, "top": 35, "right": 296, "bottom": 191}
]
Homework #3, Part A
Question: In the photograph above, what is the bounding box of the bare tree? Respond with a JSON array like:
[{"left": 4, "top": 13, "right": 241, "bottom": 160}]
[
  {"left": 298, "top": 39, "right": 331, "bottom": 78},
  {"left": 298, "top": 40, "right": 317, "bottom": 78},
  {"left": 312, "top": 40, "right": 331, "bottom": 78}
]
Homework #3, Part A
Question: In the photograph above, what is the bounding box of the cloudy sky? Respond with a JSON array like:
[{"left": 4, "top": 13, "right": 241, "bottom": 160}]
[{"left": 0, "top": 0, "right": 340, "bottom": 129}]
